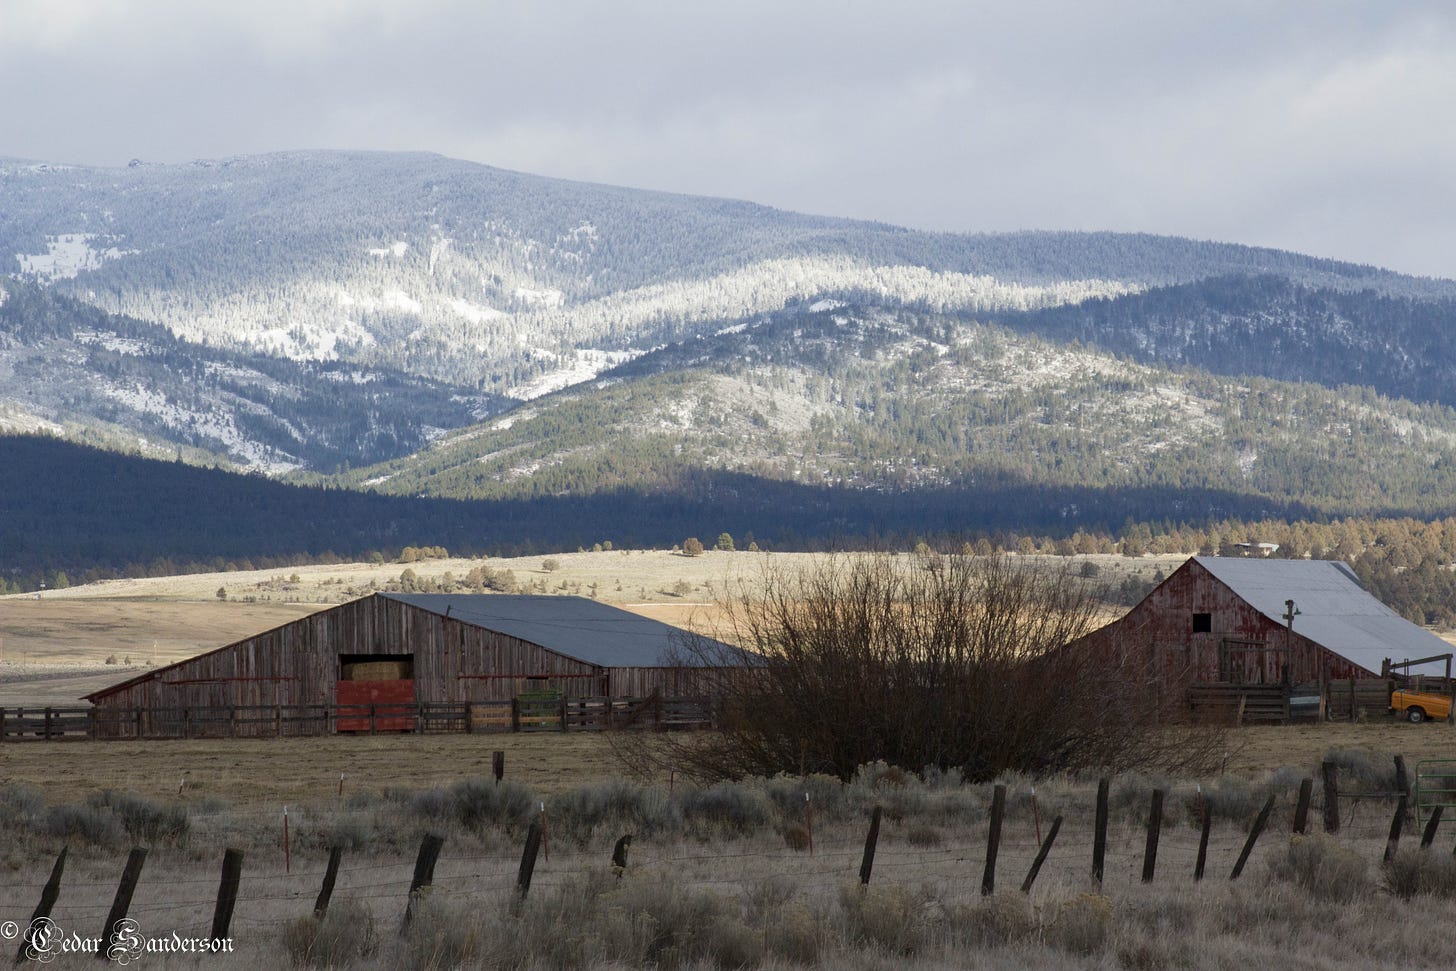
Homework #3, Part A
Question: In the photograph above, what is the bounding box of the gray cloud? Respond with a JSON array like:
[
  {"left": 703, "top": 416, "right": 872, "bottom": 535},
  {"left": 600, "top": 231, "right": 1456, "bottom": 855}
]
[{"left": 2, "top": 0, "right": 1452, "bottom": 277}]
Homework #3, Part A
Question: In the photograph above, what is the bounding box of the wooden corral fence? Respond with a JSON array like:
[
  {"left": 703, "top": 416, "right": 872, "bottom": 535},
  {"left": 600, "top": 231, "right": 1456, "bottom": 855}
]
[
  {"left": 1187, "top": 671, "right": 1456, "bottom": 726},
  {"left": 0, "top": 695, "right": 714, "bottom": 742}
]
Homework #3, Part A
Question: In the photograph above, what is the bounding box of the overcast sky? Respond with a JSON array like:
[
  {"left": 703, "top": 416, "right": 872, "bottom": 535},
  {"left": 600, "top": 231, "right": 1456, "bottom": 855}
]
[{"left": 3, "top": 1, "right": 1453, "bottom": 279}]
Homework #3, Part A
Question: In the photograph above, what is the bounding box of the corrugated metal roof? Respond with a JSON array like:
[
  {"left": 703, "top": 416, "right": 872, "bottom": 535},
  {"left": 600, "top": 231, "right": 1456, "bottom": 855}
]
[
  {"left": 380, "top": 593, "right": 738, "bottom": 668},
  {"left": 1193, "top": 556, "right": 1454, "bottom": 676}
]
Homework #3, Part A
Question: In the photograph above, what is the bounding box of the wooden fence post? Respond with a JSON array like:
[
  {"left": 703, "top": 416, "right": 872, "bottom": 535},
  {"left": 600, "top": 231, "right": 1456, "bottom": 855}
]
[
  {"left": 1384, "top": 794, "right": 1409, "bottom": 864},
  {"left": 210, "top": 849, "right": 244, "bottom": 943},
  {"left": 1092, "top": 778, "right": 1109, "bottom": 887},
  {"left": 859, "top": 806, "right": 883, "bottom": 886},
  {"left": 1142, "top": 790, "right": 1164, "bottom": 883},
  {"left": 511, "top": 698, "right": 521, "bottom": 733},
  {"left": 1194, "top": 797, "right": 1211, "bottom": 881},
  {"left": 1021, "top": 815, "right": 1063, "bottom": 894},
  {"left": 1230, "top": 793, "right": 1276, "bottom": 879},
  {"left": 315, "top": 846, "right": 344, "bottom": 918},
  {"left": 44, "top": 707, "right": 52, "bottom": 740},
  {"left": 464, "top": 701, "right": 474, "bottom": 734},
  {"left": 99, "top": 848, "right": 147, "bottom": 960},
  {"left": 1322, "top": 761, "right": 1340, "bottom": 833},
  {"left": 1293, "top": 778, "right": 1313, "bottom": 834},
  {"left": 1395, "top": 755, "right": 1413, "bottom": 822},
  {"left": 515, "top": 821, "right": 543, "bottom": 908},
  {"left": 611, "top": 834, "right": 632, "bottom": 878},
  {"left": 982, "top": 784, "right": 1006, "bottom": 896},
  {"left": 1420, "top": 805, "right": 1443, "bottom": 849},
  {"left": 17, "top": 846, "right": 66, "bottom": 963},
  {"left": 401, "top": 833, "right": 446, "bottom": 935}
]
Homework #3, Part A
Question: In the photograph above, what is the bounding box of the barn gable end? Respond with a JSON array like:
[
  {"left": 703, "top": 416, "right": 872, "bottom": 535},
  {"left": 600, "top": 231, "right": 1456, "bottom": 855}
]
[{"left": 1079, "top": 557, "right": 1453, "bottom": 692}]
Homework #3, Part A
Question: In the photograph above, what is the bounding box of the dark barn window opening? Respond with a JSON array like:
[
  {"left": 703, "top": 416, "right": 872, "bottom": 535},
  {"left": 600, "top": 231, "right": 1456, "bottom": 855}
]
[{"left": 1192, "top": 612, "right": 1212, "bottom": 634}]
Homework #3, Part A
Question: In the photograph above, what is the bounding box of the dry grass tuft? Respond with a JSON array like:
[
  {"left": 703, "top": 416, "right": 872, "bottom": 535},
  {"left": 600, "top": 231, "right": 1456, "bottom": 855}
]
[
  {"left": 282, "top": 898, "right": 376, "bottom": 967},
  {"left": 1042, "top": 892, "right": 1112, "bottom": 956},
  {"left": 1269, "top": 833, "right": 1371, "bottom": 902},
  {"left": 1383, "top": 847, "right": 1456, "bottom": 900},
  {"left": 836, "top": 881, "right": 930, "bottom": 954}
]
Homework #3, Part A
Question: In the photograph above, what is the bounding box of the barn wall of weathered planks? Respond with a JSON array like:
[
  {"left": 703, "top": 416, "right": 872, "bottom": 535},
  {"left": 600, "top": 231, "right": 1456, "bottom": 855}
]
[
  {"left": 86, "top": 595, "right": 707, "bottom": 732},
  {"left": 1079, "top": 559, "right": 1373, "bottom": 688}
]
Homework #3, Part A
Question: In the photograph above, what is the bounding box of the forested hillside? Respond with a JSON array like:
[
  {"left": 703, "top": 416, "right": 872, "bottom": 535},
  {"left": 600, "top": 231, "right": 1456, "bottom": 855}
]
[
  {"left": 332, "top": 304, "right": 1456, "bottom": 518},
  {"left": 1002, "top": 274, "right": 1456, "bottom": 408}
]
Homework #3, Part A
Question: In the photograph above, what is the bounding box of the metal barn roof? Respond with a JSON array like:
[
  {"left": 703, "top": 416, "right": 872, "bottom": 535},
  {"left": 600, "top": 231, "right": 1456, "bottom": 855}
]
[
  {"left": 381, "top": 593, "right": 737, "bottom": 668},
  {"left": 1193, "top": 556, "right": 1453, "bottom": 676}
]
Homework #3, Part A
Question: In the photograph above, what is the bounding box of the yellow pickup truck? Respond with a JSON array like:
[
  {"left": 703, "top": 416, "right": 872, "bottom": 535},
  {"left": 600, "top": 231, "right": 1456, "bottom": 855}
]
[{"left": 1390, "top": 690, "right": 1452, "bottom": 723}]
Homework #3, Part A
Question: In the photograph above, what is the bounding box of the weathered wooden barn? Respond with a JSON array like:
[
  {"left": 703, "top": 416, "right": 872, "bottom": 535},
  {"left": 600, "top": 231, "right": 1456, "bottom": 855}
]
[
  {"left": 1079, "top": 556, "right": 1454, "bottom": 699},
  {"left": 83, "top": 593, "right": 740, "bottom": 736}
]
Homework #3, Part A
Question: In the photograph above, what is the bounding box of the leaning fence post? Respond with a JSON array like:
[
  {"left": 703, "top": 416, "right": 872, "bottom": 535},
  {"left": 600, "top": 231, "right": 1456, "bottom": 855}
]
[
  {"left": 315, "top": 846, "right": 344, "bottom": 918},
  {"left": 401, "top": 833, "right": 446, "bottom": 935},
  {"left": 1092, "top": 778, "right": 1109, "bottom": 887},
  {"left": 859, "top": 806, "right": 883, "bottom": 886},
  {"left": 1420, "top": 805, "right": 1443, "bottom": 849},
  {"left": 1322, "top": 761, "right": 1340, "bottom": 833},
  {"left": 493, "top": 751, "right": 505, "bottom": 784},
  {"left": 515, "top": 821, "right": 544, "bottom": 909},
  {"left": 1384, "top": 794, "right": 1409, "bottom": 864},
  {"left": 1021, "top": 815, "right": 1063, "bottom": 894},
  {"left": 1142, "top": 789, "right": 1164, "bottom": 883},
  {"left": 1194, "top": 793, "right": 1212, "bottom": 881},
  {"left": 1293, "top": 778, "right": 1313, "bottom": 834},
  {"left": 1230, "top": 793, "right": 1276, "bottom": 879},
  {"left": 210, "top": 849, "right": 244, "bottom": 944},
  {"left": 17, "top": 846, "right": 66, "bottom": 963},
  {"left": 99, "top": 848, "right": 147, "bottom": 960},
  {"left": 982, "top": 784, "right": 1006, "bottom": 895}
]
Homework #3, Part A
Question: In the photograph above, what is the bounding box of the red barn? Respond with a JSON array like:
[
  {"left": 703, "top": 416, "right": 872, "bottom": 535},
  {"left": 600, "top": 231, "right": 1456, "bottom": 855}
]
[
  {"left": 1079, "top": 557, "right": 1453, "bottom": 708},
  {"left": 82, "top": 593, "right": 740, "bottom": 737}
]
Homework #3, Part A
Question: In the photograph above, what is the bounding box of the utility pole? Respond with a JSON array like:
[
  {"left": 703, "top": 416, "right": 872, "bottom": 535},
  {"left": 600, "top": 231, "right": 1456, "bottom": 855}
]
[{"left": 1283, "top": 599, "right": 1301, "bottom": 688}]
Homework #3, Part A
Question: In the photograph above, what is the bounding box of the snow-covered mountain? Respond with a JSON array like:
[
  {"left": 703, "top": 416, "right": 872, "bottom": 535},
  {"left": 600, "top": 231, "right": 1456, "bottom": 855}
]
[{"left": 4, "top": 150, "right": 1456, "bottom": 475}]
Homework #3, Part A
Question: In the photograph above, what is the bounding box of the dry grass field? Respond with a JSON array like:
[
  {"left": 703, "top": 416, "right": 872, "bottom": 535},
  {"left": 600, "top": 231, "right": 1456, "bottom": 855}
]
[
  {"left": 3, "top": 752, "right": 1456, "bottom": 970},
  {"left": 0, "top": 722, "right": 1451, "bottom": 812}
]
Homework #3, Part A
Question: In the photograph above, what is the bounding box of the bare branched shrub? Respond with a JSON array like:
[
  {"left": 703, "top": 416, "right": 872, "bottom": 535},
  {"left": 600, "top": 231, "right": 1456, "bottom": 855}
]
[{"left": 650, "top": 553, "right": 1222, "bottom": 782}]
